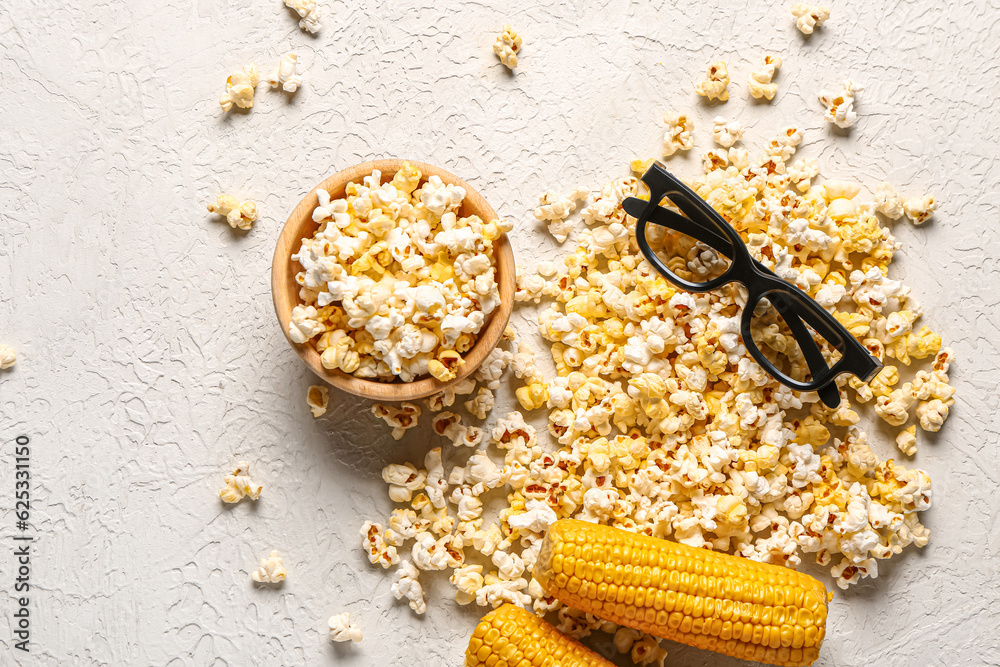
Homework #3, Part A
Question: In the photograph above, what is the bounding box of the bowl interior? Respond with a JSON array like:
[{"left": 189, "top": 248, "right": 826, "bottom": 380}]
[{"left": 271, "top": 159, "right": 515, "bottom": 402}]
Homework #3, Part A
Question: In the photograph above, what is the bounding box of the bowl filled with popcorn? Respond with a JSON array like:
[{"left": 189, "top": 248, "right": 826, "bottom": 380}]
[{"left": 272, "top": 159, "right": 515, "bottom": 401}]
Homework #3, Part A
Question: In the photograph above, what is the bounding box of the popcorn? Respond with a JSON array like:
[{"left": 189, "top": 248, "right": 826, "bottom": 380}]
[
  {"left": 896, "top": 425, "right": 917, "bottom": 456},
  {"left": 819, "top": 79, "right": 862, "bottom": 129},
  {"left": 219, "top": 63, "right": 259, "bottom": 112},
  {"left": 507, "top": 499, "right": 558, "bottom": 535},
  {"left": 873, "top": 182, "right": 904, "bottom": 220},
  {"left": 218, "top": 461, "right": 262, "bottom": 503},
  {"left": 207, "top": 194, "right": 258, "bottom": 231},
  {"left": 288, "top": 305, "right": 324, "bottom": 344},
  {"left": 662, "top": 112, "right": 694, "bottom": 156},
  {"left": 426, "top": 377, "right": 478, "bottom": 412},
  {"left": 711, "top": 117, "right": 744, "bottom": 148},
  {"left": 360, "top": 521, "right": 400, "bottom": 568},
  {"left": 493, "top": 25, "right": 522, "bottom": 69},
  {"left": 428, "top": 350, "right": 465, "bottom": 382},
  {"left": 787, "top": 159, "right": 820, "bottom": 193},
  {"left": 629, "top": 635, "right": 668, "bottom": 666},
  {"left": 695, "top": 61, "right": 730, "bottom": 102},
  {"left": 422, "top": 447, "right": 449, "bottom": 508},
  {"left": 903, "top": 194, "right": 937, "bottom": 225},
  {"left": 791, "top": 3, "right": 830, "bottom": 34},
  {"left": 747, "top": 55, "right": 782, "bottom": 100},
  {"left": 285, "top": 0, "right": 321, "bottom": 33},
  {"left": 250, "top": 550, "right": 286, "bottom": 584},
  {"left": 451, "top": 564, "right": 485, "bottom": 605},
  {"left": 465, "top": 387, "right": 495, "bottom": 420},
  {"left": 290, "top": 164, "right": 507, "bottom": 384},
  {"left": 306, "top": 385, "right": 329, "bottom": 418},
  {"left": 328, "top": 612, "right": 363, "bottom": 643},
  {"left": 431, "top": 412, "right": 484, "bottom": 447},
  {"left": 473, "top": 345, "right": 513, "bottom": 389},
  {"left": 372, "top": 403, "right": 421, "bottom": 440},
  {"left": 391, "top": 560, "right": 426, "bottom": 614},
  {"left": 491, "top": 550, "right": 526, "bottom": 580},
  {"left": 0, "top": 345, "right": 15, "bottom": 369},
  {"left": 916, "top": 398, "right": 951, "bottom": 432},
  {"left": 630, "top": 158, "right": 657, "bottom": 175},
  {"left": 535, "top": 187, "right": 590, "bottom": 242},
  {"left": 267, "top": 52, "right": 303, "bottom": 93},
  {"left": 476, "top": 576, "right": 531, "bottom": 608},
  {"left": 382, "top": 462, "right": 426, "bottom": 502},
  {"left": 831, "top": 557, "right": 876, "bottom": 590}
]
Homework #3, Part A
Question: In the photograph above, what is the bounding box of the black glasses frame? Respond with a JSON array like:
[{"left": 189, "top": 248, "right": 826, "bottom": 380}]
[{"left": 622, "top": 162, "right": 882, "bottom": 409}]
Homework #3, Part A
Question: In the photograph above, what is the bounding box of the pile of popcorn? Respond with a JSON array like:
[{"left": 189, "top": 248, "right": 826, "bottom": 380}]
[
  {"left": 289, "top": 163, "right": 511, "bottom": 383},
  {"left": 358, "top": 132, "right": 952, "bottom": 664}
]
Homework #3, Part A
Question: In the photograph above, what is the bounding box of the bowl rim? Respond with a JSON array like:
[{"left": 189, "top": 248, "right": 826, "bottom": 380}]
[{"left": 271, "top": 159, "right": 515, "bottom": 402}]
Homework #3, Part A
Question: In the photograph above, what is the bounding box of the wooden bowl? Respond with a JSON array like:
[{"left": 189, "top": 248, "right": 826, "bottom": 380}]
[{"left": 271, "top": 159, "right": 515, "bottom": 402}]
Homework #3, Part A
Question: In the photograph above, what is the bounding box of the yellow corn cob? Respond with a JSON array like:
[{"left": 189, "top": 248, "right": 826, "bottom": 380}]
[
  {"left": 533, "top": 520, "right": 829, "bottom": 667},
  {"left": 465, "top": 604, "right": 614, "bottom": 667}
]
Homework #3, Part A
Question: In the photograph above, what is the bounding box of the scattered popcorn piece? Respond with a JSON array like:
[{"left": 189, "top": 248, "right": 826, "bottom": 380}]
[
  {"left": 493, "top": 25, "right": 522, "bottom": 69},
  {"left": 267, "top": 52, "right": 303, "bottom": 93},
  {"left": 630, "top": 634, "right": 668, "bottom": 666},
  {"left": 431, "top": 412, "right": 484, "bottom": 447},
  {"left": 711, "top": 117, "right": 744, "bottom": 148},
  {"left": 831, "top": 556, "right": 876, "bottom": 590},
  {"left": 903, "top": 194, "right": 937, "bottom": 225},
  {"left": 662, "top": 112, "right": 694, "bottom": 157},
  {"left": 476, "top": 576, "right": 531, "bottom": 609},
  {"left": 372, "top": 403, "right": 421, "bottom": 440},
  {"left": 916, "top": 398, "right": 951, "bottom": 432},
  {"left": 896, "top": 425, "right": 917, "bottom": 456},
  {"left": 218, "top": 461, "right": 262, "bottom": 504},
  {"left": 328, "top": 612, "right": 363, "bottom": 643},
  {"left": 508, "top": 499, "right": 558, "bottom": 535},
  {"left": 0, "top": 345, "right": 15, "bottom": 369},
  {"left": 219, "top": 63, "right": 259, "bottom": 112},
  {"left": 250, "top": 550, "right": 286, "bottom": 584},
  {"left": 306, "top": 385, "right": 329, "bottom": 417},
  {"left": 391, "top": 559, "right": 427, "bottom": 614},
  {"left": 285, "top": 0, "right": 321, "bottom": 33},
  {"left": 473, "top": 345, "right": 513, "bottom": 389},
  {"left": 747, "top": 55, "right": 782, "bottom": 100},
  {"left": 465, "top": 387, "right": 496, "bottom": 420},
  {"left": 630, "top": 158, "right": 657, "bottom": 175},
  {"left": 787, "top": 158, "right": 820, "bottom": 192},
  {"left": 535, "top": 187, "right": 590, "bottom": 242},
  {"left": 360, "top": 521, "right": 400, "bottom": 568},
  {"left": 695, "top": 61, "right": 730, "bottom": 102},
  {"left": 207, "top": 194, "right": 258, "bottom": 231},
  {"left": 426, "top": 377, "right": 478, "bottom": 412},
  {"left": 819, "top": 79, "right": 862, "bottom": 129},
  {"left": 451, "top": 564, "right": 485, "bottom": 605},
  {"left": 791, "top": 3, "right": 830, "bottom": 34},
  {"left": 873, "top": 182, "right": 904, "bottom": 220}
]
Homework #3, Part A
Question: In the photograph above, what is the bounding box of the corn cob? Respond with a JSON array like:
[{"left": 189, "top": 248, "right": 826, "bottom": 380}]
[
  {"left": 533, "top": 520, "right": 829, "bottom": 667},
  {"left": 465, "top": 604, "right": 614, "bottom": 667}
]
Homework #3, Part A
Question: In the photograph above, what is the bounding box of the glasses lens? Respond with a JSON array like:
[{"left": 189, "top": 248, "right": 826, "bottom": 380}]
[
  {"left": 640, "top": 196, "right": 733, "bottom": 286},
  {"left": 748, "top": 295, "right": 843, "bottom": 384}
]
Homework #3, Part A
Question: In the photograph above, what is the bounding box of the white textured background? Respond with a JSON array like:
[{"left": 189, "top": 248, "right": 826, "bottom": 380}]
[{"left": 1, "top": 0, "right": 998, "bottom": 665}]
